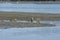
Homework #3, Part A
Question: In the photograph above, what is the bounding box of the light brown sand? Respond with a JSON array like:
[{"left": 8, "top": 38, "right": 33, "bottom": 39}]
[{"left": 0, "top": 12, "right": 57, "bottom": 27}]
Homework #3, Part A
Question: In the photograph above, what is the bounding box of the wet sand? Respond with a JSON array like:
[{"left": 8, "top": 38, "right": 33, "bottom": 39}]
[
  {"left": 0, "top": 22, "right": 55, "bottom": 28},
  {"left": 0, "top": 12, "right": 58, "bottom": 27}
]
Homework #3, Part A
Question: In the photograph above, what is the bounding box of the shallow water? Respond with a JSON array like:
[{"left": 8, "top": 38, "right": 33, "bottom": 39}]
[
  {"left": 0, "top": 3, "right": 60, "bottom": 40},
  {"left": 0, "top": 3, "right": 60, "bottom": 13},
  {"left": 0, "top": 21, "right": 60, "bottom": 40}
]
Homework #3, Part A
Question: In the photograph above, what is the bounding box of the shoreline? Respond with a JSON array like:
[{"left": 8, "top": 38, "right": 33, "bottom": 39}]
[
  {"left": 0, "top": 12, "right": 60, "bottom": 21},
  {"left": 0, "top": 12, "right": 58, "bottom": 27},
  {"left": 0, "top": 22, "right": 55, "bottom": 28}
]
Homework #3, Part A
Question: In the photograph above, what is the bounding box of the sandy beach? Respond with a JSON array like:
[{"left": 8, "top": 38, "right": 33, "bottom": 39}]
[
  {"left": 0, "top": 12, "right": 58, "bottom": 27},
  {"left": 0, "top": 12, "right": 60, "bottom": 21}
]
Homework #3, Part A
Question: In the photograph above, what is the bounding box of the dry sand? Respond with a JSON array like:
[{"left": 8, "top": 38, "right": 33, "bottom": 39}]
[{"left": 0, "top": 12, "right": 60, "bottom": 21}]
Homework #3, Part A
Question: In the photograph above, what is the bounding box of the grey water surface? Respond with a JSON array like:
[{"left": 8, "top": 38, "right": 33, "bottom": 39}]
[
  {"left": 0, "top": 3, "right": 60, "bottom": 13},
  {"left": 0, "top": 3, "right": 60, "bottom": 40}
]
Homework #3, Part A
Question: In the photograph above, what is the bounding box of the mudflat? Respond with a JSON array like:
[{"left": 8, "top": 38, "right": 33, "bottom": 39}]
[
  {"left": 0, "top": 12, "right": 60, "bottom": 21},
  {"left": 0, "top": 12, "right": 58, "bottom": 27}
]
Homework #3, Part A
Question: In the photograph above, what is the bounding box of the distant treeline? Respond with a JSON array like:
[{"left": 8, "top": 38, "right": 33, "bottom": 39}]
[
  {"left": 11, "top": 0, "right": 55, "bottom": 1},
  {"left": 0, "top": 0, "right": 58, "bottom": 1}
]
